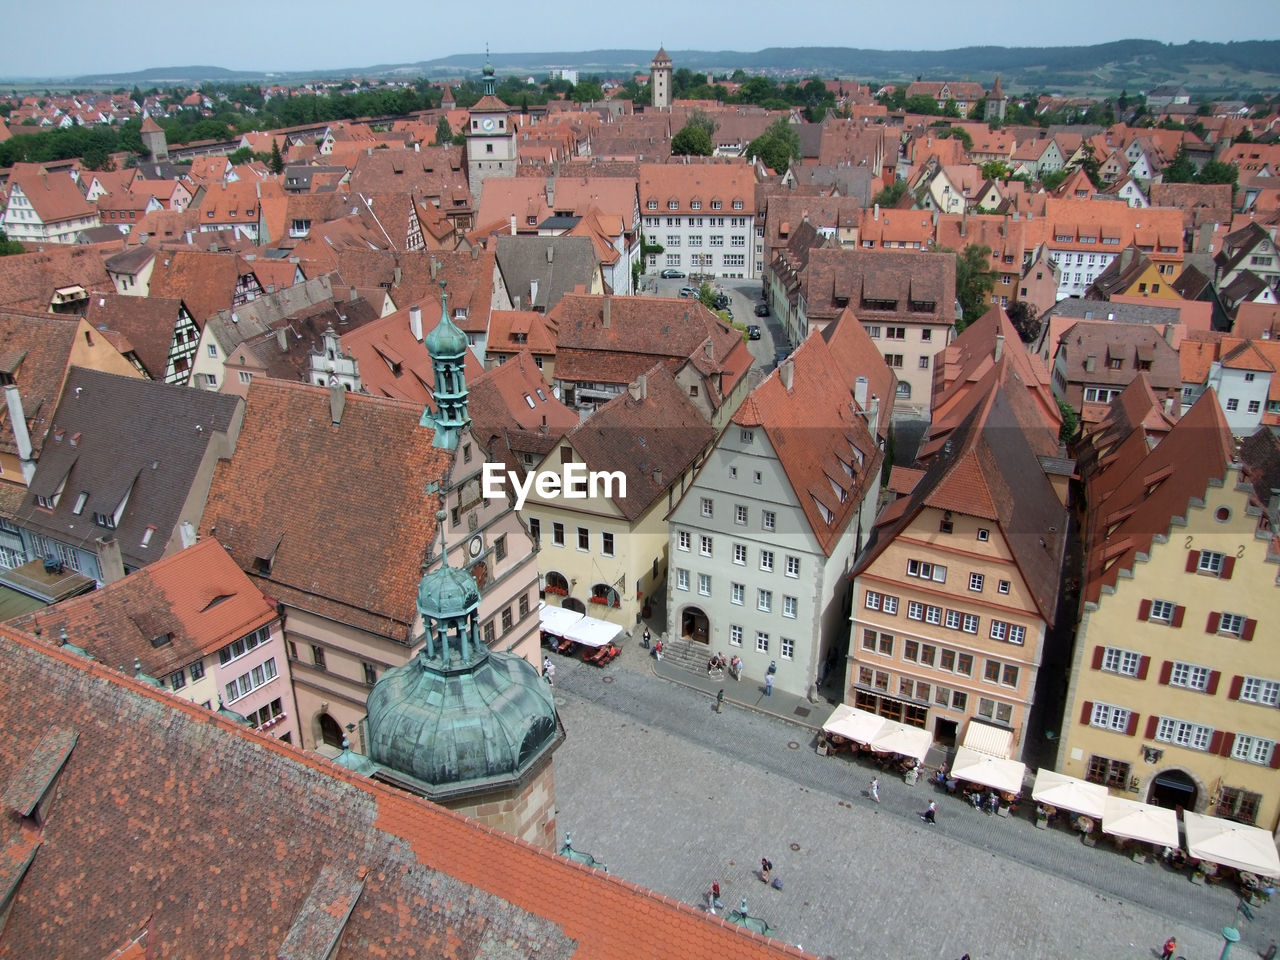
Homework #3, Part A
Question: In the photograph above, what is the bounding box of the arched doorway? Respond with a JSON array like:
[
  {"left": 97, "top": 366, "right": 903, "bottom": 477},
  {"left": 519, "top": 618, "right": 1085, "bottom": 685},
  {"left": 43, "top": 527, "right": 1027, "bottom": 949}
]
[
  {"left": 1148, "top": 768, "right": 1197, "bottom": 812},
  {"left": 319, "top": 712, "right": 343, "bottom": 749},
  {"left": 562, "top": 597, "right": 586, "bottom": 614},
  {"left": 680, "top": 605, "right": 709, "bottom": 644}
]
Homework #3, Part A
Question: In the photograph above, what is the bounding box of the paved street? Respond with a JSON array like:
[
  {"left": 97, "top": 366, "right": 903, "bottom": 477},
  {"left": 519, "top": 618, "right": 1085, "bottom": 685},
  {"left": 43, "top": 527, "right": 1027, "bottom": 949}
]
[{"left": 548, "top": 642, "right": 1277, "bottom": 960}]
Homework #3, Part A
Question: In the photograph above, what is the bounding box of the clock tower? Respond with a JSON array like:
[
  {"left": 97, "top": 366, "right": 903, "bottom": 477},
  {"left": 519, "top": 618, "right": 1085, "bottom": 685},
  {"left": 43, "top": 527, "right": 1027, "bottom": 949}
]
[{"left": 467, "top": 51, "right": 517, "bottom": 203}]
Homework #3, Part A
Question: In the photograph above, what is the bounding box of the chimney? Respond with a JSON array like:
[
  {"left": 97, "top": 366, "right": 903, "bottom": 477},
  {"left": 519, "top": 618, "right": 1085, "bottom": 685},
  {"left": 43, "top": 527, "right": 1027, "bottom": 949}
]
[
  {"left": 409, "top": 304, "right": 423, "bottom": 341},
  {"left": 545, "top": 176, "right": 555, "bottom": 207},
  {"left": 629, "top": 374, "right": 647, "bottom": 401},
  {"left": 603, "top": 296, "right": 611, "bottom": 328},
  {"left": 961, "top": 205, "right": 967, "bottom": 238},
  {"left": 704, "top": 338, "right": 714, "bottom": 359},
  {"left": 779, "top": 358, "right": 794, "bottom": 391},
  {"left": 96, "top": 536, "right": 125, "bottom": 586},
  {"left": 873, "top": 203, "right": 880, "bottom": 221},
  {"left": 653, "top": 467, "right": 663, "bottom": 487},
  {"left": 276, "top": 326, "right": 288, "bottom": 351},
  {"left": 471, "top": 244, "right": 479, "bottom": 261},
  {"left": 513, "top": 295, "right": 522, "bottom": 310},
  {"left": 329, "top": 381, "right": 346, "bottom": 425},
  {"left": 349, "top": 285, "right": 357, "bottom": 302},
  {"left": 394, "top": 266, "right": 402, "bottom": 285},
  {"left": 510, "top": 213, "right": 517, "bottom": 236},
  {"left": 854, "top": 376, "right": 868, "bottom": 410},
  {"left": 867, "top": 395, "right": 881, "bottom": 437},
  {"left": 994, "top": 333, "right": 1005, "bottom": 362},
  {"left": 530, "top": 278, "right": 539, "bottom": 305},
  {"left": 4, "top": 383, "right": 35, "bottom": 484},
  {"left": 430, "top": 258, "right": 438, "bottom": 280}
]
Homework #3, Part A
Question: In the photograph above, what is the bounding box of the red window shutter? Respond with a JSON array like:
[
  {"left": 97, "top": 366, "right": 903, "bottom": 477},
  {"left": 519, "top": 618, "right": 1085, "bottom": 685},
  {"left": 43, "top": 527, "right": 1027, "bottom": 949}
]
[
  {"left": 1218, "top": 732, "right": 1235, "bottom": 758},
  {"left": 1271, "top": 745, "right": 1280, "bottom": 770},
  {"left": 1206, "top": 670, "right": 1220, "bottom": 696},
  {"left": 1080, "top": 700, "right": 1094, "bottom": 725},
  {"left": 1091, "top": 646, "right": 1105, "bottom": 670},
  {"left": 1172, "top": 606, "right": 1185, "bottom": 628},
  {"left": 1145, "top": 715, "right": 1159, "bottom": 739},
  {"left": 1229, "top": 675, "right": 1244, "bottom": 700},
  {"left": 1125, "top": 713, "right": 1139, "bottom": 736},
  {"left": 1185, "top": 550, "right": 1200, "bottom": 572},
  {"left": 1137, "top": 599, "right": 1152, "bottom": 621},
  {"left": 1209, "top": 731, "right": 1224, "bottom": 755},
  {"left": 1221, "top": 556, "right": 1235, "bottom": 579},
  {"left": 1137, "top": 656, "right": 1151, "bottom": 680},
  {"left": 1158, "top": 661, "right": 1173, "bottom": 685},
  {"left": 1242, "top": 619, "right": 1257, "bottom": 642},
  {"left": 1206, "top": 612, "right": 1220, "bottom": 634}
]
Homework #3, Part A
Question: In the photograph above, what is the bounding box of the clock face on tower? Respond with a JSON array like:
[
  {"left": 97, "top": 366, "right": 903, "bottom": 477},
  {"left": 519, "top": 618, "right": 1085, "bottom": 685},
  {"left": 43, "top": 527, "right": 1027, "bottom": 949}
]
[{"left": 482, "top": 117, "right": 495, "bottom": 132}]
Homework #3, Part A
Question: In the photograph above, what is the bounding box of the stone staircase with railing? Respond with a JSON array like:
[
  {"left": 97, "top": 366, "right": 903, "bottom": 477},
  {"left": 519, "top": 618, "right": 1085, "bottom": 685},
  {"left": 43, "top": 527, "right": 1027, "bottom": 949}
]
[{"left": 653, "top": 634, "right": 719, "bottom": 677}]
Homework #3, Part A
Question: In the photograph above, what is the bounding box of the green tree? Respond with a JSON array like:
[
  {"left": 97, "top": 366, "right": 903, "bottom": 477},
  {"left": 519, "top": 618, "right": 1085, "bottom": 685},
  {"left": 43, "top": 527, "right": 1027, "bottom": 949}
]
[
  {"left": 944, "top": 244, "right": 997, "bottom": 329},
  {"left": 436, "top": 116, "right": 453, "bottom": 146},
  {"left": 0, "top": 229, "right": 24, "bottom": 256},
  {"left": 1163, "top": 144, "right": 1196, "bottom": 183},
  {"left": 1079, "top": 144, "right": 1101, "bottom": 185},
  {"left": 980, "top": 160, "right": 1010, "bottom": 181},
  {"left": 671, "top": 123, "right": 713, "bottom": 156},
  {"left": 967, "top": 99, "right": 986, "bottom": 122},
  {"left": 228, "top": 146, "right": 255, "bottom": 164},
  {"left": 872, "top": 180, "right": 908, "bottom": 207},
  {"left": 269, "top": 138, "right": 284, "bottom": 174},
  {"left": 1196, "top": 160, "right": 1238, "bottom": 187},
  {"left": 942, "top": 98, "right": 961, "bottom": 118},
  {"left": 1040, "top": 169, "right": 1070, "bottom": 191},
  {"left": 747, "top": 117, "right": 801, "bottom": 175},
  {"left": 1006, "top": 300, "right": 1041, "bottom": 344},
  {"left": 697, "top": 281, "right": 718, "bottom": 310},
  {"left": 935, "top": 126, "right": 973, "bottom": 152},
  {"left": 904, "top": 94, "right": 940, "bottom": 115},
  {"left": 1058, "top": 398, "right": 1079, "bottom": 445},
  {"left": 571, "top": 78, "right": 605, "bottom": 103}
]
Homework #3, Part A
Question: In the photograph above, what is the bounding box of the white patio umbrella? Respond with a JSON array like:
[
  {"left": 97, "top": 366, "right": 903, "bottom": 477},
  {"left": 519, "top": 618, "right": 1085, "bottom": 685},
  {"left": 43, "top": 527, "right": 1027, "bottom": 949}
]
[
  {"left": 821, "top": 704, "right": 885, "bottom": 745},
  {"left": 1183, "top": 811, "right": 1280, "bottom": 876},
  {"left": 1030, "top": 769, "right": 1108, "bottom": 819},
  {"left": 949, "top": 746, "right": 1026, "bottom": 794},
  {"left": 1100, "top": 796, "right": 1179, "bottom": 847},
  {"left": 869, "top": 720, "right": 932, "bottom": 762}
]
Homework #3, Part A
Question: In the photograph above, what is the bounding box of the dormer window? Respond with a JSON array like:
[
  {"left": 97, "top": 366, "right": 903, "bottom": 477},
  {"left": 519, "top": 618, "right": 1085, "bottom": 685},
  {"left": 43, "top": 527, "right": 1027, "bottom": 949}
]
[
  {"left": 668, "top": 199, "right": 679, "bottom": 210},
  {"left": 711, "top": 200, "right": 722, "bottom": 210},
  {"left": 72, "top": 492, "right": 88, "bottom": 515},
  {"left": 732, "top": 200, "right": 743, "bottom": 210},
  {"left": 647, "top": 199, "right": 658, "bottom": 210},
  {"left": 93, "top": 511, "right": 116, "bottom": 529},
  {"left": 691, "top": 200, "right": 701, "bottom": 210}
]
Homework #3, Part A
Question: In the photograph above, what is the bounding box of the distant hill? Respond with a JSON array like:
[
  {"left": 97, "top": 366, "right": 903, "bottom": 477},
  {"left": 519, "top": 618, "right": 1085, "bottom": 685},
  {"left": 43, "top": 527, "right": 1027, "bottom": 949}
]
[{"left": 48, "top": 40, "right": 1280, "bottom": 95}]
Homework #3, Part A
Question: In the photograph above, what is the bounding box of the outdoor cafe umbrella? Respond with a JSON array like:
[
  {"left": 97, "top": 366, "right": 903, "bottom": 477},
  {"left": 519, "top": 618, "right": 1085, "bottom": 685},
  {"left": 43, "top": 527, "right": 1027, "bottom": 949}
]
[
  {"left": 1182, "top": 811, "right": 1280, "bottom": 876},
  {"left": 821, "top": 703, "right": 885, "bottom": 745},
  {"left": 1030, "top": 769, "right": 1108, "bottom": 820},
  {"left": 868, "top": 719, "right": 932, "bottom": 762},
  {"left": 1100, "top": 796, "right": 1179, "bottom": 848},
  {"left": 949, "top": 746, "right": 1026, "bottom": 794}
]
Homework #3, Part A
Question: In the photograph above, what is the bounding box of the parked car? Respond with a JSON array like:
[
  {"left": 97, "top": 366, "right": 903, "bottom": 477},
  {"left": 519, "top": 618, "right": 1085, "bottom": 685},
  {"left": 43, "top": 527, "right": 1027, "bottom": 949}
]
[
  {"left": 754, "top": 302, "right": 770, "bottom": 317},
  {"left": 679, "top": 286, "right": 698, "bottom": 298},
  {"left": 660, "top": 268, "right": 686, "bottom": 279},
  {"left": 747, "top": 324, "right": 762, "bottom": 340},
  {"left": 713, "top": 293, "right": 730, "bottom": 310}
]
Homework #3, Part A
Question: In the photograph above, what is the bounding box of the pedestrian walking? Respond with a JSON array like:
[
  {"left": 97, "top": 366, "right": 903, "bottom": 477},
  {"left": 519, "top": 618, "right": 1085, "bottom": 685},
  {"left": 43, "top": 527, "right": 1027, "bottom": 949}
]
[
  {"left": 710, "top": 881, "right": 723, "bottom": 911},
  {"left": 654, "top": 639, "right": 663, "bottom": 661},
  {"left": 764, "top": 673, "right": 774, "bottom": 697},
  {"left": 920, "top": 801, "right": 937, "bottom": 824},
  {"left": 543, "top": 657, "right": 555, "bottom": 686},
  {"left": 760, "top": 857, "right": 772, "bottom": 883},
  {"left": 716, "top": 689, "right": 725, "bottom": 713},
  {"left": 642, "top": 627, "right": 650, "bottom": 649},
  {"left": 1161, "top": 936, "right": 1177, "bottom": 960},
  {"left": 868, "top": 777, "right": 880, "bottom": 803}
]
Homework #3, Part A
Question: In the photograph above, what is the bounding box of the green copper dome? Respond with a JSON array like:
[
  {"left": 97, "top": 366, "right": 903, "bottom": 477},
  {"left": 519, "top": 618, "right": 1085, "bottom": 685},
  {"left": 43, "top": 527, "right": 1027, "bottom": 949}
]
[
  {"left": 424, "top": 312, "right": 468, "bottom": 358},
  {"left": 417, "top": 564, "right": 479, "bottom": 620}
]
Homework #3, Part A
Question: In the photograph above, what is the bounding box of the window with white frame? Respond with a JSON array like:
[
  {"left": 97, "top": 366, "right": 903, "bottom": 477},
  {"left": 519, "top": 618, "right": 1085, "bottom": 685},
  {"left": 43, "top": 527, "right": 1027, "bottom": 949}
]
[
  {"left": 700, "top": 535, "right": 713, "bottom": 557},
  {"left": 1090, "top": 702, "right": 1131, "bottom": 732},
  {"left": 1232, "top": 735, "right": 1276, "bottom": 766},
  {"left": 1197, "top": 550, "right": 1225, "bottom": 575},
  {"left": 1169, "top": 662, "right": 1211, "bottom": 691},
  {"left": 762, "top": 510, "right": 776, "bottom": 531},
  {"left": 225, "top": 657, "right": 278, "bottom": 703},
  {"left": 733, "top": 543, "right": 747, "bottom": 565},
  {"left": 678, "top": 530, "right": 690, "bottom": 551},
  {"left": 945, "top": 610, "right": 962, "bottom": 630},
  {"left": 907, "top": 559, "right": 946, "bottom": 582},
  {"left": 219, "top": 625, "right": 271, "bottom": 666},
  {"left": 997, "top": 580, "right": 1010, "bottom": 594},
  {"left": 883, "top": 595, "right": 899, "bottom": 615},
  {"left": 760, "top": 550, "right": 774, "bottom": 572},
  {"left": 925, "top": 605, "right": 942, "bottom": 625},
  {"left": 758, "top": 589, "right": 772, "bottom": 612},
  {"left": 785, "top": 556, "right": 800, "bottom": 577},
  {"left": 783, "top": 596, "right": 797, "bottom": 618},
  {"left": 676, "top": 568, "right": 690, "bottom": 591},
  {"left": 908, "top": 601, "right": 924, "bottom": 620},
  {"left": 1219, "top": 613, "right": 1246, "bottom": 636},
  {"left": 1240, "top": 677, "right": 1280, "bottom": 706},
  {"left": 962, "top": 614, "right": 979, "bottom": 633},
  {"left": 756, "top": 631, "right": 769, "bottom": 653},
  {"left": 700, "top": 497, "right": 713, "bottom": 518},
  {"left": 781, "top": 637, "right": 795, "bottom": 660},
  {"left": 730, "top": 624, "right": 743, "bottom": 646},
  {"left": 731, "top": 582, "right": 744, "bottom": 605},
  {"left": 735, "top": 504, "right": 748, "bottom": 525},
  {"left": 1155, "top": 717, "right": 1213, "bottom": 751},
  {"left": 1149, "top": 599, "right": 1175, "bottom": 622},
  {"left": 1101, "top": 647, "right": 1142, "bottom": 676},
  {"left": 865, "top": 590, "right": 882, "bottom": 610},
  {"left": 698, "top": 573, "right": 712, "bottom": 596}
]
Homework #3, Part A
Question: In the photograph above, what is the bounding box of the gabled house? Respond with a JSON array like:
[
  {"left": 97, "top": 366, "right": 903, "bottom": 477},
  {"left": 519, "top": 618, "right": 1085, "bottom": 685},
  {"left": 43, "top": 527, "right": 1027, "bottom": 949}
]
[
  {"left": 1179, "top": 335, "right": 1278, "bottom": 435},
  {"left": 1213, "top": 222, "right": 1280, "bottom": 296},
  {"left": 1059, "top": 395, "right": 1280, "bottom": 830},
  {"left": 1084, "top": 246, "right": 1179, "bottom": 300},
  {"left": 1049, "top": 320, "right": 1182, "bottom": 423},
  {"left": 11, "top": 368, "right": 242, "bottom": 585},
  {"left": 493, "top": 235, "right": 602, "bottom": 316},
  {"left": 0, "top": 163, "right": 100, "bottom": 245},
  {"left": 522, "top": 363, "right": 716, "bottom": 629},
  {"left": 666, "top": 309, "right": 893, "bottom": 698},
  {"left": 83, "top": 291, "right": 183, "bottom": 380},
  {"left": 467, "top": 349, "right": 578, "bottom": 480},
  {"left": 6, "top": 538, "right": 299, "bottom": 743}
]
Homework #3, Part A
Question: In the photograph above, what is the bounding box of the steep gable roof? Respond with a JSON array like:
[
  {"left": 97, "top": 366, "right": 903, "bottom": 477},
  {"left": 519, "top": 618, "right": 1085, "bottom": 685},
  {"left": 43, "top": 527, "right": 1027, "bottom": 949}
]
[
  {"left": 83, "top": 291, "right": 182, "bottom": 380},
  {"left": 148, "top": 250, "right": 254, "bottom": 326},
  {"left": 200, "top": 380, "right": 451, "bottom": 642},
  {"left": 0, "top": 245, "right": 113, "bottom": 312},
  {"left": 0, "top": 311, "right": 80, "bottom": 460},
  {"left": 495, "top": 235, "right": 599, "bottom": 313}
]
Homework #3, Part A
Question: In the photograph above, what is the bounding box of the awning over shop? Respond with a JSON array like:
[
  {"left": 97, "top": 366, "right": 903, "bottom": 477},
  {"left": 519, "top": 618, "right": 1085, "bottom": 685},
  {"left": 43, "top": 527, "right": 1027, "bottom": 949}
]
[
  {"left": 1100, "top": 796, "right": 1179, "bottom": 847},
  {"left": 1030, "top": 769, "right": 1108, "bottom": 819},
  {"left": 961, "top": 720, "right": 1014, "bottom": 759},
  {"left": 538, "top": 602, "right": 584, "bottom": 637},
  {"left": 821, "top": 704, "right": 885, "bottom": 745},
  {"left": 1183, "top": 811, "right": 1280, "bottom": 876},
  {"left": 869, "top": 720, "right": 932, "bottom": 762},
  {"left": 950, "top": 746, "right": 1026, "bottom": 794},
  {"left": 562, "top": 617, "right": 624, "bottom": 649}
]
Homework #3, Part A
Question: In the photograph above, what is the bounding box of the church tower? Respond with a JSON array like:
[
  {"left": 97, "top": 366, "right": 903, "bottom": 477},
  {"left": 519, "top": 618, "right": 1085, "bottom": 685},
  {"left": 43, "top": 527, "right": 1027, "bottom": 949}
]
[
  {"left": 986, "top": 75, "right": 1008, "bottom": 123},
  {"left": 650, "top": 46, "right": 673, "bottom": 110},
  {"left": 466, "top": 50, "right": 517, "bottom": 203}
]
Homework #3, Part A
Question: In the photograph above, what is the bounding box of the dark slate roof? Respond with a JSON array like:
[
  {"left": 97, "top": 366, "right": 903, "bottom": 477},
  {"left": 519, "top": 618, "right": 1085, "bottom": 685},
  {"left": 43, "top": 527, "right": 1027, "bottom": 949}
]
[
  {"left": 1042, "top": 297, "right": 1182, "bottom": 326},
  {"left": 0, "top": 311, "right": 80, "bottom": 460},
  {"left": 494, "top": 235, "right": 600, "bottom": 313},
  {"left": 14, "top": 368, "right": 242, "bottom": 572}
]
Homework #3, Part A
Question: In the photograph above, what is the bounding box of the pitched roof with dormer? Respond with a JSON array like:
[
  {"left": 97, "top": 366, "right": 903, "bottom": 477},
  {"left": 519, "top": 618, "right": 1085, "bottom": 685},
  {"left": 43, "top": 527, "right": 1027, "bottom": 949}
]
[
  {"left": 487, "top": 309, "right": 559, "bottom": 358},
  {"left": 468, "top": 351, "right": 578, "bottom": 473},
  {"left": 4, "top": 163, "right": 96, "bottom": 225},
  {"left": 802, "top": 248, "right": 956, "bottom": 326},
  {"left": 638, "top": 162, "right": 754, "bottom": 214}
]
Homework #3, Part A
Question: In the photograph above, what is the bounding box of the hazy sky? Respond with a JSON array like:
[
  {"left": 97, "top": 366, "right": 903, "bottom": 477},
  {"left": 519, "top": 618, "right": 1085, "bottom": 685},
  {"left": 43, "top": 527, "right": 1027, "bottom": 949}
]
[{"left": 7, "top": 0, "right": 1279, "bottom": 78}]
